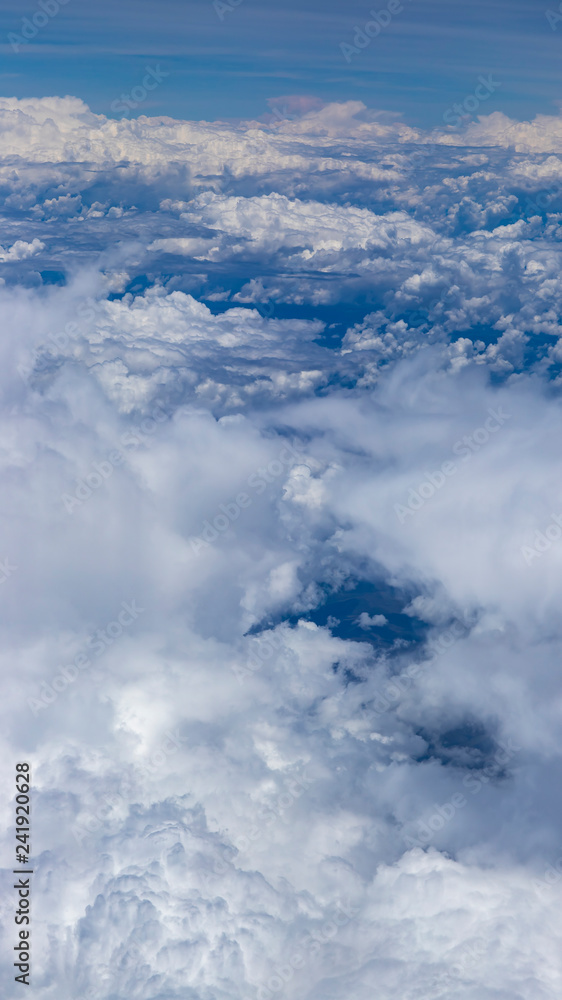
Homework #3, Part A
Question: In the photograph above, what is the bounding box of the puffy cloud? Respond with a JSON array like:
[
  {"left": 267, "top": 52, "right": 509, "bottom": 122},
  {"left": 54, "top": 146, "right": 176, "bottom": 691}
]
[
  {"left": 357, "top": 613, "right": 388, "bottom": 628},
  {"left": 2, "top": 95, "right": 562, "bottom": 999},
  {"left": 0, "top": 237, "right": 44, "bottom": 262}
]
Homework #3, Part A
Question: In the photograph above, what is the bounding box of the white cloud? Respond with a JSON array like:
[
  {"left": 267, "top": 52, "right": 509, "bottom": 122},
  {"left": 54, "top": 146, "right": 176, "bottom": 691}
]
[
  {"left": 357, "top": 612, "right": 388, "bottom": 628},
  {"left": 2, "top": 95, "right": 562, "bottom": 999},
  {"left": 0, "top": 237, "right": 44, "bottom": 262}
]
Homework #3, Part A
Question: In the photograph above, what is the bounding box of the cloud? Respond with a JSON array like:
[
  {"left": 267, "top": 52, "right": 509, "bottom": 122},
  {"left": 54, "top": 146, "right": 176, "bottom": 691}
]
[
  {"left": 2, "top": 95, "right": 562, "bottom": 998},
  {"left": 357, "top": 612, "right": 388, "bottom": 628},
  {"left": 0, "top": 237, "right": 44, "bottom": 262}
]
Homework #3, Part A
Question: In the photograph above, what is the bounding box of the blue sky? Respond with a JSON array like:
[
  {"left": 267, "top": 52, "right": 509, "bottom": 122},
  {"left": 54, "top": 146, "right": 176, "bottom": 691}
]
[{"left": 0, "top": 0, "right": 560, "bottom": 125}]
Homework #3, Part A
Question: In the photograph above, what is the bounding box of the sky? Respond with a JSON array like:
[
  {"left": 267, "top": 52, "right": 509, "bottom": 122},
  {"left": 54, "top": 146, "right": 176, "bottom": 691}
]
[
  {"left": 0, "top": 0, "right": 560, "bottom": 125},
  {"left": 2, "top": 3, "right": 562, "bottom": 1000}
]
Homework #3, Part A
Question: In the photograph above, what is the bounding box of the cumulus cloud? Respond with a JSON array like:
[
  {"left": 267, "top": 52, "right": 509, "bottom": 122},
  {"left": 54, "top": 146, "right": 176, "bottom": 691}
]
[
  {"left": 357, "top": 613, "right": 388, "bottom": 628},
  {"left": 2, "top": 95, "right": 562, "bottom": 999},
  {"left": 0, "top": 238, "right": 44, "bottom": 262}
]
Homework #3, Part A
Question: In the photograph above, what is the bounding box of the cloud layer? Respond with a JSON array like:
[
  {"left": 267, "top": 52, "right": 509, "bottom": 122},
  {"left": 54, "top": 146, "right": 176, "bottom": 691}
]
[{"left": 1, "top": 96, "right": 562, "bottom": 998}]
